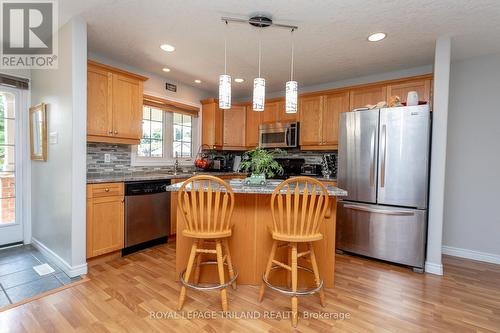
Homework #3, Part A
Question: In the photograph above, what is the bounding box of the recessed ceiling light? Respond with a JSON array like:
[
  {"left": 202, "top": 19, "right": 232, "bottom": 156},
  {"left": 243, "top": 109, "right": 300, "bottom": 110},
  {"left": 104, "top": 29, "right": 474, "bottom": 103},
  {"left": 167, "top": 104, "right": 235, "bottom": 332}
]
[
  {"left": 194, "top": 79, "right": 202, "bottom": 84},
  {"left": 162, "top": 67, "right": 171, "bottom": 72},
  {"left": 160, "top": 44, "right": 175, "bottom": 52},
  {"left": 367, "top": 32, "right": 386, "bottom": 42},
  {"left": 234, "top": 78, "right": 245, "bottom": 83}
]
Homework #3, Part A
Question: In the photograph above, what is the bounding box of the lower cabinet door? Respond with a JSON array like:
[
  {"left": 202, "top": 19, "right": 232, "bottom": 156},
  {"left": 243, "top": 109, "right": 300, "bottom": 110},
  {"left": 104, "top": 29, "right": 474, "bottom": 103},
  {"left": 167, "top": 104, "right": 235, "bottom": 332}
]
[
  {"left": 88, "top": 196, "right": 124, "bottom": 257},
  {"left": 336, "top": 201, "right": 426, "bottom": 268}
]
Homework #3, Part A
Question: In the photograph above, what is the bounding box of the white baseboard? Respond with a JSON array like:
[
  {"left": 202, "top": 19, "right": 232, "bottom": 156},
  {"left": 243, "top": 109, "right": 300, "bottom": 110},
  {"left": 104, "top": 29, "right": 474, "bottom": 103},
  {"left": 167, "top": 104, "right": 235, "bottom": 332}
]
[
  {"left": 425, "top": 261, "right": 443, "bottom": 275},
  {"left": 442, "top": 245, "right": 500, "bottom": 265},
  {"left": 31, "top": 237, "right": 88, "bottom": 277}
]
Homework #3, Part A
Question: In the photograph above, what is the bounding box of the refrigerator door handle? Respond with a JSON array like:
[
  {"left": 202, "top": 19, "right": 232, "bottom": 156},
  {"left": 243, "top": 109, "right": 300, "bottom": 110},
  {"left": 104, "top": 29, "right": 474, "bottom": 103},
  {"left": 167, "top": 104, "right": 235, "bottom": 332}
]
[
  {"left": 343, "top": 204, "right": 415, "bottom": 216},
  {"left": 370, "top": 130, "right": 376, "bottom": 186},
  {"left": 380, "top": 124, "right": 387, "bottom": 187}
]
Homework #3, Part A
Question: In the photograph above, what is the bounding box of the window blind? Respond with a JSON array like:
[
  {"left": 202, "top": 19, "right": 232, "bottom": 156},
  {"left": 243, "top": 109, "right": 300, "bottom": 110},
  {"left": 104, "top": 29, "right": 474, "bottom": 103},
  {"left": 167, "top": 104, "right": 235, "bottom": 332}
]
[{"left": 0, "top": 73, "right": 29, "bottom": 90}]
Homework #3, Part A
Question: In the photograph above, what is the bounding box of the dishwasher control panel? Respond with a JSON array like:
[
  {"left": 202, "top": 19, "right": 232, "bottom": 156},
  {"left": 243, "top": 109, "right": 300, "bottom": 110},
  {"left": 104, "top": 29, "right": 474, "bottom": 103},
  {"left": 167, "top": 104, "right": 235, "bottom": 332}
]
[{"left": 125, "top": 180, "right": 171, "bottom": 196}]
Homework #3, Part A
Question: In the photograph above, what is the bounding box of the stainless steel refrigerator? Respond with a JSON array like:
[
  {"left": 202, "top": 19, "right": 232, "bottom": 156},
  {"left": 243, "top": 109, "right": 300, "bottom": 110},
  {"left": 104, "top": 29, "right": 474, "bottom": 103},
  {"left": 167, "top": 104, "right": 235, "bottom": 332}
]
[{"left": 336, "top": 105, "right": 431, "bottom": 271}]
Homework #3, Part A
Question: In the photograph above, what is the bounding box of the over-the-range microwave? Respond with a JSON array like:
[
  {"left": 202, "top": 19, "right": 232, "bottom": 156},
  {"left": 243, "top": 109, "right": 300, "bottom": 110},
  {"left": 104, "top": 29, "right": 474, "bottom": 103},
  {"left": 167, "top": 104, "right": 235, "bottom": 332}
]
[{"left": 258, "top": 122, "right": 299, "bottom": 148}]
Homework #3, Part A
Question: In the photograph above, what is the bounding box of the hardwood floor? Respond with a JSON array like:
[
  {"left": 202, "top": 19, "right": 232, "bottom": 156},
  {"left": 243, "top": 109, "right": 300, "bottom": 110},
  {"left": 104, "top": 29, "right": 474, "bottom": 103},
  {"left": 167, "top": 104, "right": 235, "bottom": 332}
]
[{"left": 1, "top": 241, "right": 499, "bottom": 332}]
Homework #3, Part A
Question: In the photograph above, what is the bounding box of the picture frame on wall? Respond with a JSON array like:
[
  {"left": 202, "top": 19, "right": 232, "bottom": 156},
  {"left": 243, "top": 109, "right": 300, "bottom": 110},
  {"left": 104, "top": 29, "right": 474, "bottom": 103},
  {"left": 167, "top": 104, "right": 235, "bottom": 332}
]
[{"left": 29, "top": 103, "right": 47, "bottom": 161}]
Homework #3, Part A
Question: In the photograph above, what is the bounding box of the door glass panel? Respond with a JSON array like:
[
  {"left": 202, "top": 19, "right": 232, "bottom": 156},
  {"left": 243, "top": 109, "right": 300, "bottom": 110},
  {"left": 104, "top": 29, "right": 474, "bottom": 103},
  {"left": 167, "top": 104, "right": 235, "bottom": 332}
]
[{"left": 0, "top": 93, "right": 16, "bottom": 225}]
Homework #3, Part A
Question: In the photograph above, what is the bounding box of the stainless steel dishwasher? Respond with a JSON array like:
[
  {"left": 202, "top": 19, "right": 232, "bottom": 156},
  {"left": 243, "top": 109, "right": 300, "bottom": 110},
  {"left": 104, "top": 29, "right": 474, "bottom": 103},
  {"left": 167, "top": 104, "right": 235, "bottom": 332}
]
[{"left": 123, "top": 180, "right": 171, "bottom": 255}]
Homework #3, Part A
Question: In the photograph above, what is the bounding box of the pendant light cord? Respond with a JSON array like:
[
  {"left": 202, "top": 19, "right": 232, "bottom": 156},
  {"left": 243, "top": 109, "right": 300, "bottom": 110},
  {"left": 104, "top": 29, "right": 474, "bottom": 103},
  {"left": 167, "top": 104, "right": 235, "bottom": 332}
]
[
  {"left": 290, "top": 28, "right": 295, "bottom": 81},
  {"left": 224, "top": 20, "right": 228, "bottom": 74},
  {"left": 258, "top": 30, "right": 262, "bottom": 78}
]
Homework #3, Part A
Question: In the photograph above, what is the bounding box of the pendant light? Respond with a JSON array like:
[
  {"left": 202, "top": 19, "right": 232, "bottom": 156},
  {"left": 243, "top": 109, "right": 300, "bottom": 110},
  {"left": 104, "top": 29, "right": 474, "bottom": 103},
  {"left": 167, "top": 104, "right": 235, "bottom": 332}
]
[
  {"left": 285, "top": 28, "right": 297, "bottom": 113},
  {"left": 253, "top": 34, "right": 265, "bottom": 111},
  {"left": 219, "top": 21, "right": 231, "bottom": 109}
]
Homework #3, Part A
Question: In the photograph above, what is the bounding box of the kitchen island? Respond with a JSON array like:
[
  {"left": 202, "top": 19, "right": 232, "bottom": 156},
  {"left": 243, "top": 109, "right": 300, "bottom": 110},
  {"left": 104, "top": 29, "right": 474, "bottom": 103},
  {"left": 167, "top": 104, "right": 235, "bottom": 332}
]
[{"left": 165, "top": 179, "right": 347, "bottom": 288}]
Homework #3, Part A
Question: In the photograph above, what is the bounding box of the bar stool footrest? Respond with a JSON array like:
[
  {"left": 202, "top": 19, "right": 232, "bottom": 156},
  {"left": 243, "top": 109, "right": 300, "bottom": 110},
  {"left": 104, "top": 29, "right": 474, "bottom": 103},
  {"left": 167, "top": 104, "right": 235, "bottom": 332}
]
[
  {"left": 179, "top": 261, "right": 238, "bottom": 291},
  {"left": 262, "top": 265, "right": 323, "bottom": 297}
]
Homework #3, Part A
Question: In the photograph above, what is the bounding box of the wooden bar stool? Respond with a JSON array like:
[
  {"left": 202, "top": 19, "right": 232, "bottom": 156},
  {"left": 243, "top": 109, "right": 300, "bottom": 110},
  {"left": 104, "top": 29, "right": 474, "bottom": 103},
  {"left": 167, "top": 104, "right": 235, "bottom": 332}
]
[
  {"left": 258, "top": 177, "right": 330, "bottom": 327},
  {"left": 177, "top": 175, "right": 237, "bottom": 312}
]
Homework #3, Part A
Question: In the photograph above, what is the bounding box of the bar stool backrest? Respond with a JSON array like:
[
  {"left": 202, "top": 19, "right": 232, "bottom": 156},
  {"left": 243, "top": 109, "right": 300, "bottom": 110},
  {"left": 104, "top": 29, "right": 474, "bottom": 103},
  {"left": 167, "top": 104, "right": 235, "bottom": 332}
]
[
  {"left": 270, "top": 177, "right": 330, "bottom": 238},
  {"left": 178, "top": 175, "right": 235, "bottom": 236}
]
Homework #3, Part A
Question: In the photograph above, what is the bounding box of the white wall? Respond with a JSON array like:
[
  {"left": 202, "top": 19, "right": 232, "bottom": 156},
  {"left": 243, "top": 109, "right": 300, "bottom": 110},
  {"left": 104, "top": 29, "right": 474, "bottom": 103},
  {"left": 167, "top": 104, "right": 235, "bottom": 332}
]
[
  {"left": 30, "top": 18, "right": 87, "bottom": 276},
  {"left": 88, "top": 52, "right": 211, "bottom": 106},
  {"left": 0, "top": 69, "right": 31, "bottom": 80},
  {"left": 443, "top": 53, "right": 500, "bottom": 263}
]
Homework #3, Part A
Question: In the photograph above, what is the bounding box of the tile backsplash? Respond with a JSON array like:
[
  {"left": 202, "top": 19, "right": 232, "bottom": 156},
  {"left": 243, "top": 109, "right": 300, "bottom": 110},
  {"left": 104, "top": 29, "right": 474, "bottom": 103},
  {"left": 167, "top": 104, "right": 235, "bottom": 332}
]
[
  {"left": 87, "top": 142, "right": 337, "bottom": 178},
  {"left": 87, "top": 143, "right": 194, "bottom": 178}
]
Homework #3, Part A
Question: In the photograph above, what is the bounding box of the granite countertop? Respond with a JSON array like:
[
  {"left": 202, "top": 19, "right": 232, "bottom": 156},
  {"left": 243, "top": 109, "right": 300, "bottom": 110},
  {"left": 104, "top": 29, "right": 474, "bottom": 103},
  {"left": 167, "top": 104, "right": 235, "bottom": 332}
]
[
  {"left": 86, "top": 171, "right": 248, "bottom": 184},
  {"left": 165, "top": 179, "right": 347, "bottom": 197}
]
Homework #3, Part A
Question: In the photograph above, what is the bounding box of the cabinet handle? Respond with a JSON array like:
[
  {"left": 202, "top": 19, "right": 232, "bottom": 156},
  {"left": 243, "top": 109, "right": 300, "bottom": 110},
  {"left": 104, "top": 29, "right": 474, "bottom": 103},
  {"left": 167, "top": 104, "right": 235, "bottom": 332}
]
[
  {"left": 108, "top": 130, "right": 112, "bottom": 134},
  {"left": 104, "top": 188, "right": 110, "bottom": 192},
  {"left": 114, "top": 130, "right": 118, "bottom": 135}
]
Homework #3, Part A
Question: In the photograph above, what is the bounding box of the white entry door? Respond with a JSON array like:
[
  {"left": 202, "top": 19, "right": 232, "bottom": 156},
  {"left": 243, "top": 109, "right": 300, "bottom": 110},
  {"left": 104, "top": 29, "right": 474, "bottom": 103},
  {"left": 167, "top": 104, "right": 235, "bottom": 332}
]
[{"left": 0, "top": 87, "right": 24, "bottom": 246}]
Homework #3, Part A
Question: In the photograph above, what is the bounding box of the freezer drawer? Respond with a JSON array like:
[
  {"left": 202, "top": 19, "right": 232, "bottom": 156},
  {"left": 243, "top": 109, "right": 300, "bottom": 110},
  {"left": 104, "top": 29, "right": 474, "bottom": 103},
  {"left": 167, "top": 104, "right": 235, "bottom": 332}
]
[{"left": 336, "top": 201, "right": 427, "bottom": 268}]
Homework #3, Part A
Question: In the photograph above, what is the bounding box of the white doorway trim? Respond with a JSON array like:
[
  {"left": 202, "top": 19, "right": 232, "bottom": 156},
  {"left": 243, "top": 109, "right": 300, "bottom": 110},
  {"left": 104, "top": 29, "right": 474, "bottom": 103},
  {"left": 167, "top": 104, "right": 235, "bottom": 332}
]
[{"left": 0, "top": 85, "right": 30, "bottom": 246}]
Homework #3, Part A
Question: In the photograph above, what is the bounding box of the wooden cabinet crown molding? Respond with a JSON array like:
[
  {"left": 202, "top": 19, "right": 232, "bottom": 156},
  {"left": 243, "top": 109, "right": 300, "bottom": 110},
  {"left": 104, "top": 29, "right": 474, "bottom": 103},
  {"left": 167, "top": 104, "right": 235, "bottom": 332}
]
[{"left": 88, "top": 60, "right": 148, "bottom": 82}]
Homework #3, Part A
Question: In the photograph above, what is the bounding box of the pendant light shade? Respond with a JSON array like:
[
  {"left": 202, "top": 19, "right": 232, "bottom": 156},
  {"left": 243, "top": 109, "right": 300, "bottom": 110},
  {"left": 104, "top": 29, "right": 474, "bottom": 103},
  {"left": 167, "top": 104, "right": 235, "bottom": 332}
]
[
  {"left": 253, "top": 78, "right": 265, "bottom": 111},
  {"left": 285, "top": 80, "right": 297, "bottom": 113},
  {"left": 285, "top": 28, "right": 298, "bottom": 113},
  {"left": 253, "top": 35, "right": 265, "bottom": 112},
  {"left": 219, "top": 74, "right": 231, "bottom": 109},
  {"left": 219, "top": 21, "right": 231, "bottom": 109}
]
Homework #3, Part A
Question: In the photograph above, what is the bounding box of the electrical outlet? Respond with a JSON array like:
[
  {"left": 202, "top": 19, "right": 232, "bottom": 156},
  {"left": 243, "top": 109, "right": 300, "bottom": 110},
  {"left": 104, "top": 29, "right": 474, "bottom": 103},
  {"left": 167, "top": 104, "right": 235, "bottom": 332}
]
[{"left": 104, "top": 153, "right": 111, "bottom": 163}]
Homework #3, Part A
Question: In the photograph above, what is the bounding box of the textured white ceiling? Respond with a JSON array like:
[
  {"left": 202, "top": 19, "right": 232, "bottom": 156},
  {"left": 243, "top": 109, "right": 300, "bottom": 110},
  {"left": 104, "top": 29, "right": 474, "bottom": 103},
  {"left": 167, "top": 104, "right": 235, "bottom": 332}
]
[{"left": 66, "top": 0, "right": 500, "bottom": 98}]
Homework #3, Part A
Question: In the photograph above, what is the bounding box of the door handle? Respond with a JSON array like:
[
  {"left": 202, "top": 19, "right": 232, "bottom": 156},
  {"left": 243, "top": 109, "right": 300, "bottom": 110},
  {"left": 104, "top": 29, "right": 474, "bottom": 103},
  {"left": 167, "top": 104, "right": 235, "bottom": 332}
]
[
  {"left": 286, "top": 128, "right": 292, "bottom": 146},
  {"left": 369, "top": 131, "right": 376, "bottom": 187},
  {"left": 344, "top": 204, "right": 414, "bottom": 216},
  {"left": 380, "top": 124, "right": 387, "bottom": 188}
]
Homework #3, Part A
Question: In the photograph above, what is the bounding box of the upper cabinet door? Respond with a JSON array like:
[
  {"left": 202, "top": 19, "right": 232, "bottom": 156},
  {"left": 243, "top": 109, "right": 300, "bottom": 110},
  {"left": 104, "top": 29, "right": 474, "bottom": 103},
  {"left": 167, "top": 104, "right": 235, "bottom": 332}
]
[
  {"left": 322, "top": 92, "right": 350, "bottom": 146},
  {"left": 276, "top": 100, "right": 297, "bottom": 123},
  {"left": 386, "top": 79, "right": 431, "bottom": 104},
  {"left": 87, "top": 66, "right": 112, "bottom": 137},
  {"left": 262, "top": 101, "right": 279, "bottom": 123},
  {"left": 223, "top": 105, "right": 246, "bottom": 148},
  {"left": 349, "top": 85, "right": 387, "bottom": 110},
  {"left": 201, "top": 100, "right": 223, "bottom": 149},
  {"left": 245, "top": 106, "right": 262, "bottom": 148},
  {"left": 112, "top": 74, "right": 143, "bottom": 140},
  {"left": 299, "top": 95, "right": 323, "bottom": 146}
]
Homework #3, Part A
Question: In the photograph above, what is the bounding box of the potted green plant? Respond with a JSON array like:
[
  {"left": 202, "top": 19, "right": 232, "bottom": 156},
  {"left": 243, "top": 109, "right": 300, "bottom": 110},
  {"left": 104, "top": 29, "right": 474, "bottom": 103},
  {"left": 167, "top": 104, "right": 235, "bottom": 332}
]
[{"left": 240, "top": 148, "right": 285, "bottom": 183}]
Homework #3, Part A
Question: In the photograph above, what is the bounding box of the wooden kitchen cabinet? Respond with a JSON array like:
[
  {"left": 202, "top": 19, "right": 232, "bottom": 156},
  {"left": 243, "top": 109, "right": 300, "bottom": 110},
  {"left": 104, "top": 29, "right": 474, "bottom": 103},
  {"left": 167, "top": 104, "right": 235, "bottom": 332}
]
[
  {"left": 245, "top": 105, "right": 262, "bottom": 148},
  {"left": 262, "top": 101, "right": 279, "bottom": 123},
  {"left": 87, "top": 61, "right": 148, "bottom": 144},
  {"left": 202, "top": 74, "right": 433, "bottom": 152},
  {"left": 262, "top": 99, "right": 297, "bottom": 123},
  {"left": 276, "top": 100, "right": 297, "bottom": 123},
  {"left": 87, "top": 66, "right": 112, "bottom": 138},
  {"left": 322, "top": 92, "right": 350, "bottom": 146},
  {"left": 201, "top": 99, "right": 224, "bottom": 149},
  {"left": 299, "top": 93, "right": 349, "bottom": 149},
  {"left": 386, "top": 79, "right": 432, "bottom": 104},
  {"left": 299, "top": 95, "right": 323, "bottom": 146},
  {"left": 349, "top": 84, "right": 387, "bottom": 110},
  {"left": 223, "top": 105, "right": 246, "bottom": 150},
  {"left": 86, "top": 182, "right": 124, "bottom": 259},
  {"left": 112, "top": 74, "right": 143, "bottom": 140}
]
